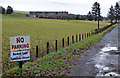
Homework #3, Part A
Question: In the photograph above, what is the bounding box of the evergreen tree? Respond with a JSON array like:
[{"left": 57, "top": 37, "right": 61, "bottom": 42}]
[
  {"left": 97, "top": 3, "right": 101, "bottom": 29},
  {"left": 107, "top": 5, "right": 115, "bottom": 23},
  {"left": 92, "top": 2, "right": 98, "bottom": 21},
  {"left": 0, "top": 6, "right": 5, "bottom": 14},
  {"left": 92, "top": 2, "right": 101, "bottom": 21},
  {"left": 114, "top": 3, "right": 120, "bottom": 22},
  {"left": 6, "top": 6, "right": 13, "bottom": 14}
]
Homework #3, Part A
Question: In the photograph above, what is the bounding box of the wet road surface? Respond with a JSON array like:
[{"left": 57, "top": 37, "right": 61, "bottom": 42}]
[{"left": 67, "top": 25, "right": 120, "bottom": 77}]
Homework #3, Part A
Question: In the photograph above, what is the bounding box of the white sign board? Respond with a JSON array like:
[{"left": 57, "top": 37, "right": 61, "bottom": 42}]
[
  {"left": 10, "top": 50, "right": 30, "bottom": 62},
  {"left": 10, "top": 36, "right": 30, "bottom": 51}
]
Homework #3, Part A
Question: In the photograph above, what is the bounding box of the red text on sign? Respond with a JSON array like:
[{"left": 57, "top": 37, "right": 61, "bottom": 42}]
[
  {"left": 11, "top": 50, "right": 29, "bottom": 61},
  {"left": 12, "top": 43, "right": 29, "bottom": 50},
  {"left": 16, "top": 37, "right": 24, "bottom": 43}
]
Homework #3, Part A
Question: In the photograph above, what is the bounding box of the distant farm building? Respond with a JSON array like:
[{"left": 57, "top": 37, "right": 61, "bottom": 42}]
[
  {"left": 29, "top": 11, "right": 73, "bottom": 19},
  {"left": 29, "top": 11, "right": 87, "bottom": 20}
]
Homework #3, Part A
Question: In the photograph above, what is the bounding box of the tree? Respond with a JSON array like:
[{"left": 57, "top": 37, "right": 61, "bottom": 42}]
[
  {"left": 97, "top": 3, "right": 101, "bottom": 29},
  {"left": 92, "top": 2, "right": 101, "bottom": 21},
  {"left": 75, "top": 15, "right": 80, "bottom": 20},
  {"left": 6, "top": 6, "right": 13, "bottom": 14},
  {"left": 91, "top": 2, "right": 101, "bottom": 29},
  {"left": 114, "top": 2, "right": 120, "bottom": 22},
  {"left": 26, "top": 14, "right": 29, "bottom": 17},
  {"left": 107, "top": 5, "right": 115, "bottom": 23},
  {"left": 87, "top": 11, "right": 94, "bottom": 21},
  {"left": 92, "top": 2, "right": 98, "bottom": 21},
  {"left": 0, "top": 6, "right": 5, "bottom": 14}
]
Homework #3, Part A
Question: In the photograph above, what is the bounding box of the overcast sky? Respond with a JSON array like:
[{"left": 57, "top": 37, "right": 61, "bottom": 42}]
[{"left": 0, "top": 0, "right": 120, "bottom": 17}]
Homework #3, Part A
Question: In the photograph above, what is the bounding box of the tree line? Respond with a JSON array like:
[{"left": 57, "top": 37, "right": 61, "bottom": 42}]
[
  {"left": 86, "top": 2, "right": 120, "bottom": 23},
  {"left": 0, "top": 6, "right": 13, "bottom": 14},
  {"left": 107, "top": 3, "right": 120, "bottom": 23}
]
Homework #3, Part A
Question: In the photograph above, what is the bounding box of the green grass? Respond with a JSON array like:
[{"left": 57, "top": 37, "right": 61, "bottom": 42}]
[
  {"left": 2, "top": 13, "right": 110, "bottom": 73},
  {"left": 2, "top": 11, "right": 27, "bottom": 18},
  {"left": 2, "top": 15, "right": 109, "bottom": 40},
  {"left": 3, "top": 23, "right": 118, "bottom": 76}
]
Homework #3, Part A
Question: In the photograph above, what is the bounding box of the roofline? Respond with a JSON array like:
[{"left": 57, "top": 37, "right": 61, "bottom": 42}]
[{"left": 29, "top": 11, "right": 68, "bottom": 13}]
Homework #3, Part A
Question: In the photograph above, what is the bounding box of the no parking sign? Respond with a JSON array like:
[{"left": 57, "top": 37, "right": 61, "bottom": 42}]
[{"left": 10, "top": 36, "right": 30, "bottom": 62}]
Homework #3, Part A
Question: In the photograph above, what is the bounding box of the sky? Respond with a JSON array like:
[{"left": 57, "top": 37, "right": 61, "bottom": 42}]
[{"left": 0, "top": 0, "right": 120, "bottom": 17}]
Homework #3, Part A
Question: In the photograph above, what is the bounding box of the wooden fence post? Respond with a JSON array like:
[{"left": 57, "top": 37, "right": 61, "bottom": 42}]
[
  {"left": 55, "top": 40, "right": 57, "bottom": 51},
  {"left": 67, "top": 37, "right": 69, "bottom": 46},
  {"left": 72, "top": 36, "right": 74, "bottom": 44},
  {"left": 47, "top": 42, "right": 49, "bottom": 54},
  {"left": 19, "top": 61, "right": 22, "bottom": 68},
  {"left": 79, "top": 34, "right": 81, "bottom": 41},
  {"left": 62, "top": 38, "right": 64, "bottom": 48},
  {"left": 82, "top": 34, "right": 84, "bottom": 40},
  {"left": 85, "top": 34, "right": 86, "bottom": 39},
  {"left": 36, "top": 46, "right": 38, "bottom": 58},
  {"left": 76, "top": 35, "right": 78, "bottom": 42}
]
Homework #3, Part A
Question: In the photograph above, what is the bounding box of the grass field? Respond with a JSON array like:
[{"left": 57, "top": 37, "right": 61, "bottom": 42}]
[{"left": 2, "top": 13, "right": 110, "bottom": 72}]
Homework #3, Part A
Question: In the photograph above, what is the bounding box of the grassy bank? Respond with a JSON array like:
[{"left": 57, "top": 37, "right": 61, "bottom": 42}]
[{"left": 3, "top": 23, "right": 118, "bottom": 76}]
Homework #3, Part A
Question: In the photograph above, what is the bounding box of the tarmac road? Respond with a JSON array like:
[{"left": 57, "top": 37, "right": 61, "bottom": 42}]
[{"left": 66, "top": 24, "right": 120, "bottom": 77}]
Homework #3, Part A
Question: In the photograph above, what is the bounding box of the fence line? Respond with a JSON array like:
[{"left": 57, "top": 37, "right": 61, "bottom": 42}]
[
  {"left": 35, "top": 22, "right": 117, "bottom": 59},
  {"left": 35, "top": 32, "right": 92, "bottom": 59}
]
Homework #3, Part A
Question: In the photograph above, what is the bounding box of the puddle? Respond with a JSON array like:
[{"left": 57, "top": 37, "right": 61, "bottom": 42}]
[
  {"left": 92, "top": 43, "right": 119, "bottom": 76},
  {"left": 97, "top": 72, "right": 120, "bottom": 76},
  {"left": 101, "top": 47, "right": 118, "bottom": 52},
  {"left": 104, "top": 72, "right": 120, "bottom": 76},
  {"left": 101, "top": 43, "right": 118, "bottom": 52}
]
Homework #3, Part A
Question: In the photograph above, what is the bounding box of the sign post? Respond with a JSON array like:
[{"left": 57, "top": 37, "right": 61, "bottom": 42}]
[
  {"left": 10, "top": 36, "right": 30, "bottom": 69},
  {"left": 19, "top": 61, "right": 22, "bottom": 68}
]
